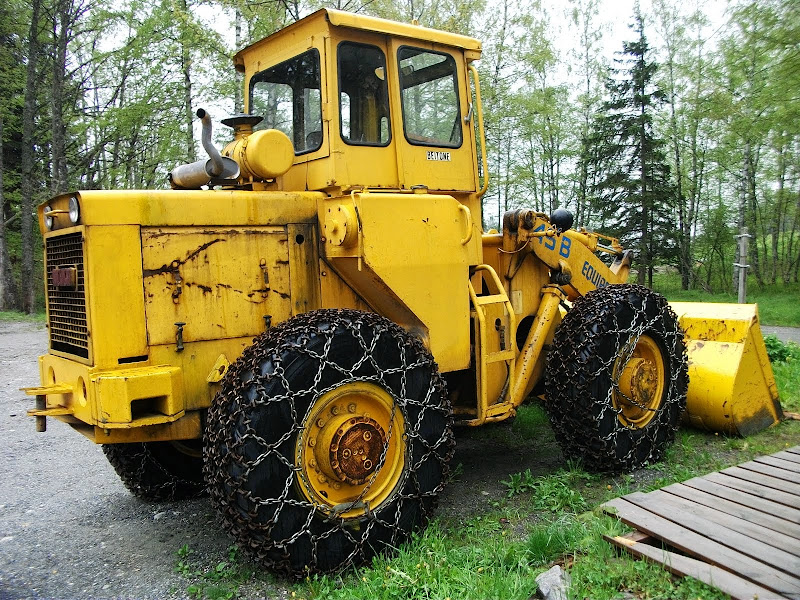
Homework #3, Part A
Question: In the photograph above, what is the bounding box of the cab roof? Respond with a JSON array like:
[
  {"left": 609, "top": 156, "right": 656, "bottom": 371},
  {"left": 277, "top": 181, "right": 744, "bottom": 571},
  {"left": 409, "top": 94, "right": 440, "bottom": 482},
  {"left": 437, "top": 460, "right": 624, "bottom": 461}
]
[{"left": 233, "top": 8, "right": 482, "bottom": 69}]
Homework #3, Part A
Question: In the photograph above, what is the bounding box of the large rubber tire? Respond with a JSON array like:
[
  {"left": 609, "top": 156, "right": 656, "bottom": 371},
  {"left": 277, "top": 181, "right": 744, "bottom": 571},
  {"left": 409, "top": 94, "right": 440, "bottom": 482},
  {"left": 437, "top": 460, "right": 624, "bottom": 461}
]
[
  {"left": 544, "top": 284, "right": 688, "bottom": 473},
  {"left": 103, "top": 440, "right": 206, "bottom": 500},
  {"left": 203, "top": 309, "right": 454, "bottom": 577}
]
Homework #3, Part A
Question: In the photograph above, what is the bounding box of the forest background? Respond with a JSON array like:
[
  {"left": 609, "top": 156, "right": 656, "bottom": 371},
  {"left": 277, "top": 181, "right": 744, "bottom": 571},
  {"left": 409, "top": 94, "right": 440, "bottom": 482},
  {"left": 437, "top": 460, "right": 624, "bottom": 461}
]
[{"left": 0, "top": 0, "right": 797, "bottom": 312}]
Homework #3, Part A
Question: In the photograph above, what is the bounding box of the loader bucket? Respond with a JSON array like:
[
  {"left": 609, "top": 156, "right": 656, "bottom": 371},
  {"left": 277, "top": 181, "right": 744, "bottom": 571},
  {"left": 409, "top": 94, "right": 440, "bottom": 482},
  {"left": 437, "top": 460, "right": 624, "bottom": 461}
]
[{"left": 669, "top": 302, "right": 783, "bottom": 437}]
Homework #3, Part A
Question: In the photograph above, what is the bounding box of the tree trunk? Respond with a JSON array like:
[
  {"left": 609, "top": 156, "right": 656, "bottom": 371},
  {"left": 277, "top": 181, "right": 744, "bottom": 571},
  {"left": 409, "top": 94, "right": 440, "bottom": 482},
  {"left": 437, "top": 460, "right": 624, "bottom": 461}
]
[
  {"left": 179, "top": 0, "right": 195, "bottom": 162},
  {"left": 744, "top": 142, "right": 764, "bottom": 287},
  {"left": 20, "top": 0, "right": 43, "bottom": 314},
  {"left": 0, "top": 116, "right": 19, "bottom": 310},
  {"left": 50, "top": 0, "right": 71, "bottom": 196}
]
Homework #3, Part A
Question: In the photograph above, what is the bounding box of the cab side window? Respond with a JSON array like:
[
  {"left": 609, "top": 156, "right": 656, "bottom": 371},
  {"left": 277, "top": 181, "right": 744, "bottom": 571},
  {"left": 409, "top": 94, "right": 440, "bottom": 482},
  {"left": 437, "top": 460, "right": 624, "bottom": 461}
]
[
  {"left": 250, "top": 50, "right": 322, "bottom": 155},
  {"left": 398, "top": 47, "right": 462, "bottom": 148},
  {"left": 338, "top": 42, "right": 391, "bottom": 146}
]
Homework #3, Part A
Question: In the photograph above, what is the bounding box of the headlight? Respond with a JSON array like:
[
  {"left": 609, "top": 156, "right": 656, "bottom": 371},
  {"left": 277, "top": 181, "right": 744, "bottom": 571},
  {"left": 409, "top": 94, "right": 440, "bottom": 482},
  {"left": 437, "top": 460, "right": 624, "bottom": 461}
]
[
  {"left": 68, "top": 197, "right": 80, "bottom": 224},
  {"left": 44, "top": 206, "right": 54, "bottom": 231}
]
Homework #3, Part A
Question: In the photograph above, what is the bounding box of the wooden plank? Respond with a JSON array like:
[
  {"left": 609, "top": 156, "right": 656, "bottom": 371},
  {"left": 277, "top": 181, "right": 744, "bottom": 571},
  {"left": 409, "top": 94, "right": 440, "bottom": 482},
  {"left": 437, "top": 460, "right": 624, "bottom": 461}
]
[
  {"left": 605, "top": 534, "right": 788, "bottom": 600},
  {"left": 603, "top": 498, "right": 800, "bottom": 596},
  {"left": 664, "top": 482, "right": 800, "bottom": 538},
  {"left": 740, "top": 460, "right": 800, "bottom": 485},
  {"left": 685, "top": 476, "right": 800, "bottom": 523},
  {"left": 756, "top": 455, "right": 800, "bottom": 474},
  {"left": 704, "top": 472, "right": 800, "bottom": 510},
  {"left": 639, "top": 489, "right": 800, "bottom": 560},
  {"left": 787, "top": 446, "right": 800, "bottom": 456},
  {"left": 774, "top": 451, "right": 800, "bottom": 465},
  {"left": 718, "top": 467, "right": 800, "bottom": 498}
]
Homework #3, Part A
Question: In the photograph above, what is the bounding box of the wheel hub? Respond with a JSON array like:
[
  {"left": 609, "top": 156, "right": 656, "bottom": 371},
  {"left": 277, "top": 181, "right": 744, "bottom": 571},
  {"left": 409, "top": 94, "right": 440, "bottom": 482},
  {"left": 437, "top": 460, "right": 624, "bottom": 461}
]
[
  {"left": 618, "top": 358, "right": 658, "bottom": 404},
  {"left": 613, "top": 334, "right": 666, "bottom": 429},
  {"left": 297, "top": 382, "right": 405, "bottom": 518}
]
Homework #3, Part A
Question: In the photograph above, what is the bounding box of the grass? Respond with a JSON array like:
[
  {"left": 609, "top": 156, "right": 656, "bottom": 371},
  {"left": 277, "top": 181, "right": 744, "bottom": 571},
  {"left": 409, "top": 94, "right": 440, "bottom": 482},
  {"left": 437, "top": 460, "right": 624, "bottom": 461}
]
[
  {"left": 0, "top": 310, "right": 46, "bottom": 323},
  {"left": 651, "top": 274, "right": 800, "bottom": 327}
]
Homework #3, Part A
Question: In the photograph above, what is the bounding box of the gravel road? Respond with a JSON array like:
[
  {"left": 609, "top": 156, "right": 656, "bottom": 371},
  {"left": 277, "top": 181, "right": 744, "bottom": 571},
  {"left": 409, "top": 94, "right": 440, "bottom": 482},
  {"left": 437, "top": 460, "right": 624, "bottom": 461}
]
[{"left": 0, "top": 322, "right": 247, "bottom": 600}]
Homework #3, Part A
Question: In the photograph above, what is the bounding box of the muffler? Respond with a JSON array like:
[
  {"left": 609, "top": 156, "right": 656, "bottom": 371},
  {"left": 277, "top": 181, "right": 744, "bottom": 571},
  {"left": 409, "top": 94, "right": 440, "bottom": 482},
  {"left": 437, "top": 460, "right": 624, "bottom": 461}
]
[{"left": 169, "top": 109, "right": 240, "bottom": 189}]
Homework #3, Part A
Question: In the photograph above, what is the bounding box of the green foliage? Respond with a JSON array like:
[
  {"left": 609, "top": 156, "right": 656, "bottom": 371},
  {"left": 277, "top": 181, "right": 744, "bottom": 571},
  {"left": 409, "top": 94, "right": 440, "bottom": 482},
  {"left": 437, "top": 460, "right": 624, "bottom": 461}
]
[
  {"left": 764, "top": 335, "right": 800, "bottom": 363},
  {"left": 175, "top": 544, "right": 256, "bottom": 600},
  {"left": 305, "top": 519, "right": 540, "bottom": 600},
  {"left": 774, "top": 359, "right": 800, "bottom": 413},
  {"left": 502, "top": 469, "right": 588, "bottom": 513}
]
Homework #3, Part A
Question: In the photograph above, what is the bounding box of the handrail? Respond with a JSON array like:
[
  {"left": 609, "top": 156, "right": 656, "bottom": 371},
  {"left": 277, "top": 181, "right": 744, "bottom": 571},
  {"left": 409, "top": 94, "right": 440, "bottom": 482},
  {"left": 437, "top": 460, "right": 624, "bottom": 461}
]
[{"left": 468, "top": 65, "right": 489, "bottom": 197}]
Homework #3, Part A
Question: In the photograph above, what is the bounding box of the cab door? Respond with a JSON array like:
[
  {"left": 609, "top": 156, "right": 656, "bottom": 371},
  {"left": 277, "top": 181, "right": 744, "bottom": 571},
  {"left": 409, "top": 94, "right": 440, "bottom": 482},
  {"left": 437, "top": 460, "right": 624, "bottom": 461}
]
[{"left": 389, "top": 40, "right": 477, "bottom": 193}]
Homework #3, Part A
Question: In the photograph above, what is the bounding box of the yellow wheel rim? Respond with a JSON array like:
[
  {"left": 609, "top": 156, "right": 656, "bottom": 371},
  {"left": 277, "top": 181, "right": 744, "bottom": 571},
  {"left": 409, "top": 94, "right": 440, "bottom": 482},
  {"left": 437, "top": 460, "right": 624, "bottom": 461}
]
[
  {"left": 296, "top": 382, "right": 406, "bottom": 519},
  {"left": 612, "top": 334, "right": 666, "bottom": 429}
]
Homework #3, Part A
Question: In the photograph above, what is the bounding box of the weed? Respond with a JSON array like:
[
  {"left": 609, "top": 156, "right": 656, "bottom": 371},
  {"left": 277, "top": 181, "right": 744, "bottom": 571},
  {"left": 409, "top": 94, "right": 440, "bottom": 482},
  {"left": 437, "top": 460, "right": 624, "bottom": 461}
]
[
  {"left": 175, "top": 544, "right": 256, "bottom": 600},
  {"left": 511, "top": 403, "right": 550, "bottom": 438},
  {"left": 502, "top": 469, "right": 537, "bottom": 497},
  {"left": 525, "top": 515, "right": 589, "bottom": 566},
  {"left": 502, "top": 470, "right": 588, "bottom": 513},
  {"left": 774, "top": 359, "right": 800, "bottom": 412},
  {"left": 764, "top": 335, "right": 800, "bottom": 363}
]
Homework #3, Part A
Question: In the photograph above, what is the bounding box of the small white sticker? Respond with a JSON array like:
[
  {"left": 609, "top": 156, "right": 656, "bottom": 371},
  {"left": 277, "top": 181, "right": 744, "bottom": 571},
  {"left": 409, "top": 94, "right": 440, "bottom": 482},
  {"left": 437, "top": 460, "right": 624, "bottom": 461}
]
[{"left": 427, "top": 151, "right": 451, "bottom": 161}]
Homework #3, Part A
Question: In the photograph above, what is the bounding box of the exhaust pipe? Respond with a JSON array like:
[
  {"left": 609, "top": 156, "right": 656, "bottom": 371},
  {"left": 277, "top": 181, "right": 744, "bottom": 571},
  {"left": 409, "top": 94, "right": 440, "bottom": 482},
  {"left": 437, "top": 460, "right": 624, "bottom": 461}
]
[
  {"left": 197, "top": 108, "right": 225, "bottom": 177},
  {"left": 169, "top": 109, "right": 240, "bottom": 189}
]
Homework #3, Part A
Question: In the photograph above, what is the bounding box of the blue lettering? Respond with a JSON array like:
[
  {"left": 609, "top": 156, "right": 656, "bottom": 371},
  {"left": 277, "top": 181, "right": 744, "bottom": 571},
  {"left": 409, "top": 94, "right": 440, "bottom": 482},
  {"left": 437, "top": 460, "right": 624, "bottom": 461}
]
[
  {"left": 533, "top": 224, "right": 546, "bottom": 244},
  {"left": 581, "top": 261, "right": 608, "bottom": 288},
  {"left": 559, "top": 236, "right": 572, "bottom": 258}
]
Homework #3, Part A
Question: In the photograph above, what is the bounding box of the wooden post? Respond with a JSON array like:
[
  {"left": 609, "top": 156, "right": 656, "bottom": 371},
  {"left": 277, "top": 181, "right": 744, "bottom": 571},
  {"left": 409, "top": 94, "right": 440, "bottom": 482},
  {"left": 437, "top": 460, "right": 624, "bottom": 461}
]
[{"left": 735, "top": 228, "right": 751, "bottom": 304}]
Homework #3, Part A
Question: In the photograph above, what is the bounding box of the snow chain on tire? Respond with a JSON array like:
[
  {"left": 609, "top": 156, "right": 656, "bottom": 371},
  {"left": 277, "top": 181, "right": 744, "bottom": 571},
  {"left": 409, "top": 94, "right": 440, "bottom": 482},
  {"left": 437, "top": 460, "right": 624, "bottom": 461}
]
[
  {"left": 103, "top": 441, "right": 206, "bottom": 501},
  {"left": 544, "top": 284, "right": 688, "bottom": 472},
  {"left": 203, "top": 309, "right": 454, "bottom": 577}
]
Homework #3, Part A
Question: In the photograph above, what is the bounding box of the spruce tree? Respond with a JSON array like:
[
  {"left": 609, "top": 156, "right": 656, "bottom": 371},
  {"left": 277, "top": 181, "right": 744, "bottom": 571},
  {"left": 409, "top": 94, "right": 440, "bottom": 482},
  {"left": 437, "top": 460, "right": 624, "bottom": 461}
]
[{"left": 581, "top": 11, "right": 677, "bottom": 287}]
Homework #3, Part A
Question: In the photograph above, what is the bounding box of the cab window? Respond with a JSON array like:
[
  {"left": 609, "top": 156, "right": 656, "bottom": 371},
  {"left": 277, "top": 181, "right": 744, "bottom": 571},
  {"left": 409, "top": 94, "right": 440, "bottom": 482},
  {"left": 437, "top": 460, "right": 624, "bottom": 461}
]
[
  {"left": 338, "top": 42, "right": 390, "bottom": 146},
  {"left": 250, "top": 50, "right": 322, "bottom": 155},
  {"left": 398, "top": 47, "right": 462, "bottom": 148}
]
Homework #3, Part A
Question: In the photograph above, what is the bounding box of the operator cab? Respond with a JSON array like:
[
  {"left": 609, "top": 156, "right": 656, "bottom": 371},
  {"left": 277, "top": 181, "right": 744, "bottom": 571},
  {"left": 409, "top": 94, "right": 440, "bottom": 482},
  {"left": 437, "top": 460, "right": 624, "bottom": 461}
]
[{"left": 232, "top": 8, "right": 483, "bottom": 194}]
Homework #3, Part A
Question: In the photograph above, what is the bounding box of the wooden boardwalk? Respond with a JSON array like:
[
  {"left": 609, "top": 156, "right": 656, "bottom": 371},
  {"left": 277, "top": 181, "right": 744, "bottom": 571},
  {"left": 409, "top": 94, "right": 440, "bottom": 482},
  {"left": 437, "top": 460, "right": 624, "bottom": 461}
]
[{"left": 602, "top": 446, "right": 800, "bottom": 600}]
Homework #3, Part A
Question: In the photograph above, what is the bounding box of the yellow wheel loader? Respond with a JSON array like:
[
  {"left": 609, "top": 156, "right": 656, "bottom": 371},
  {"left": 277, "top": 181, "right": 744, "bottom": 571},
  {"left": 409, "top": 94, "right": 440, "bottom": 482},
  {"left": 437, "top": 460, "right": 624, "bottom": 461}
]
[{"left": 24, "top": 9, "right": 783, "bottom": 576}]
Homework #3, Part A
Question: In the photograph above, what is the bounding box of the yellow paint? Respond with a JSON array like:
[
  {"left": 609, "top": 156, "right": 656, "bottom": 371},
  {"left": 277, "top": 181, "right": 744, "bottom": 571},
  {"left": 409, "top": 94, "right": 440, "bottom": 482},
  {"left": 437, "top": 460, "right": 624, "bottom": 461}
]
[
  {"left": 85, "top": 226, "right": 148, "bottom": 368},
  {"left": 206, "top": 355, "right": 231, "bottom": 383},
  {"left": 94, "top": 365, "right": 184, "bottom": 425},
  {"left": 222, "top": 129, "right": 294, "bottom": 181},
  {"left": 671, "top": 302, "right": 783, "bottom": 436},
  {"left": 321, "top": 192, "right": 472, "bottom": 372},
  {"left": 232, "top": 9, "right": 480, "bottom": 195},
  {"left": 141, "top": 227, "right": 291, "bottom": 345},
  {"left": 461, "top": 265, "right": 517, "bottom": 425},
  {"left": 39, "top": 190, "right": 321, "bottom": 230},
  {"left": 295, "top": 381, "right": 406, "bottom": 519},
  {"left": 612, "top": 334, "right": 666, "bottom": 429}
]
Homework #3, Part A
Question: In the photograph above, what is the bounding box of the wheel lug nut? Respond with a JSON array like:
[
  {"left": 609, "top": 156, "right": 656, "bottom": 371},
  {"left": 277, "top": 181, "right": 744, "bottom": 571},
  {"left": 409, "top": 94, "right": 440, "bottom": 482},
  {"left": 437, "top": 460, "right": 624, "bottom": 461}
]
[
  {"left": 363, "top": 459, "right": 372, "bottom": 470},
  {"left": 347, "top": 403, "right": 356, "bottom": 413},
  {"left": 331, "top": 406, "right": 339, "bottom": 415},
  {"left": 363, "top": 431, "right": 372, "bottom": 441},
  {"left": 317, "top": 418, "right": 325, "bottom": 427},
  {"left": 309, "top": 459, "right": 317, "bottom": 468},
  {"left": 342, "top": 448, "right": 351, "bottom": 459},
  {"left": 333, "top": 482, "right": 341, "bottom": 490},
  {"left": 309, "top": 438, "right": 316, "bottom": 447}
]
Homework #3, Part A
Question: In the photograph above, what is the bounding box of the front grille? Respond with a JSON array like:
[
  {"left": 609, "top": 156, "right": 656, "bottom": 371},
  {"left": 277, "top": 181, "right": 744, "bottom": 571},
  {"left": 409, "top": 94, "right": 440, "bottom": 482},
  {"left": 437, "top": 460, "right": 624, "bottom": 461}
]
[{"left": 46, "top": 232, "right": 89, "bottom": 358}]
